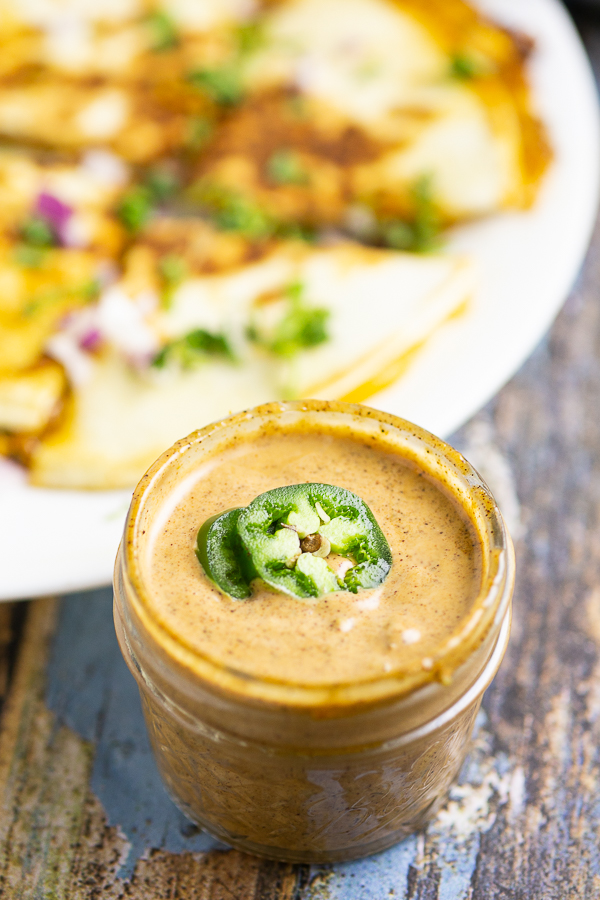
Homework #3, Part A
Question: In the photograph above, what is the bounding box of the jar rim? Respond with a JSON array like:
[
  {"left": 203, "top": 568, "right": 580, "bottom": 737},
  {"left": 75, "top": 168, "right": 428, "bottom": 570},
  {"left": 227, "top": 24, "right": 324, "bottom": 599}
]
[{"left": 121, "top": 399, "right": 514, "bottom": 708}]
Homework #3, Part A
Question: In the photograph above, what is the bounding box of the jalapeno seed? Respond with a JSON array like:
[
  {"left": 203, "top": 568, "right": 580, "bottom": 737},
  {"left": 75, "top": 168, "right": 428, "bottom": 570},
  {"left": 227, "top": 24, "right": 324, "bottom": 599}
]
[{"left": 300, "top": 533, "right": 322, "bottom": 553}]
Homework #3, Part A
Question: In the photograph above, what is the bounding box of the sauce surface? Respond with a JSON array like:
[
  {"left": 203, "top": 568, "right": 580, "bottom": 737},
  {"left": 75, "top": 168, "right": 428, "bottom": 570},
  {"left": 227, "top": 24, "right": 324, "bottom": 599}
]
[{"left": 145, "top": 430, "right": 482, "bottom": 685}]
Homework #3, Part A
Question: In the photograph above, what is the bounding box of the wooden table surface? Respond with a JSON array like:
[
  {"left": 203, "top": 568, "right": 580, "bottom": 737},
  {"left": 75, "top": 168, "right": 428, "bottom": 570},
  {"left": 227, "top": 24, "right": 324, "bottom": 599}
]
[{"left": 2, "top": 11, "right": 600, "bottom": 899}]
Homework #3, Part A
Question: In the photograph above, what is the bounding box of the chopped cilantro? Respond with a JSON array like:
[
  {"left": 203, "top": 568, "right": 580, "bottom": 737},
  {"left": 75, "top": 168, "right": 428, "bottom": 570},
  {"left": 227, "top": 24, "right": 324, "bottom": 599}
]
[
  {"left": 381, "top": 221, "right": 415, "bottom": 252},
  {"left": 450, "top": 52, "right": 486, "bottom": 80},
  {"left": 117, "top": 186, "right": 153, "bottom": 233},
  {"left": 270, "top": 304, "right": 329, "bottom": 357},
  {"left": 153, "top": 329, "right": 235, "bottom": 369},
  {"left": 187, "top": 21, "right": 262, "bottom": 107},
  {"left": 193, "top": 182, "right": 319, "bottom": 242},
  {"left": 410, "top": 175, "right": 442, "bottom": 251},
  {"left": 159, "top": 254, "right": 187, "bottom": 286},
  {"left": 381, "top": 175, "right": 441, "bottom": 253},
  {"left": 247, "top": 281, "right": 330, "bottom": 359},
  {"left": 189, "top": 66, "right": 244, "bottom": 106},
  {"left": 216, "top": 194, "right": 272, "bottom": 237},
  {"left": 117, "top": 169, "right": 180, "bottom": 233},
  {"left": 267, "top": 150, "right": 309, "bottom": 186},
  {"left": 286, "top": 281, "right": 303, "bottom": 302},
  {"left": 145, "top": 167, "right": 180, "bottom": 203},
  {"left": 192, "top": 181, "right": 319, "bottom": 242},
  {"left": 21, "top": 217, "right": 55, "bottom": 247},
  {"left": 146, "top": 10, "right": 179, "bottom": 52},
  {"left": 195, "top": 182, "right": 274, "bottom": 239},
  {"left": 278, "top": 221, "right": 317, "bottom": 243},
  {"left": 158, "top": 254, "right": 188, "bottom": 308}
]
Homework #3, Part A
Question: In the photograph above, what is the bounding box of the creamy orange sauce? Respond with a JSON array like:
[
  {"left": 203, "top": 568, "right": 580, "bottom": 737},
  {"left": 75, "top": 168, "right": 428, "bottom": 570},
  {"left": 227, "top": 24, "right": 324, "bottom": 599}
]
[{"left": 145, "top": 430, "right": 482, "bottom": 686}]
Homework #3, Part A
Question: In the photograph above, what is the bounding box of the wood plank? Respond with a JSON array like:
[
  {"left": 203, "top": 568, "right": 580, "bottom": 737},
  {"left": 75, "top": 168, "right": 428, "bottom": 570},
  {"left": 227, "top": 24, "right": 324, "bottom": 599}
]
[
  {"left": 0, "top": 597, "right": 304, "bottom": 898},
  {"left": 0, "top": 602, "right": 16, "bottom": 702},
  {"left": 0, "top": 599, "right": 94, "bottom": 898}
]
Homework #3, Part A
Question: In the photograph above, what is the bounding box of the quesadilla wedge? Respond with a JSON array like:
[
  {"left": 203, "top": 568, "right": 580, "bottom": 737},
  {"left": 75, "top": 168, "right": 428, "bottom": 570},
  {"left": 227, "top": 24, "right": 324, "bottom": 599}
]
[{"left": 30, "top": 239, "right": 474, "bottom": 487}]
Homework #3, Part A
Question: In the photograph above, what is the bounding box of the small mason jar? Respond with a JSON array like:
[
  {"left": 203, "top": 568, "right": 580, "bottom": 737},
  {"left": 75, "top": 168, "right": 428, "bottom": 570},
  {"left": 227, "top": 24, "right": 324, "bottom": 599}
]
[{"left": 114, "top": 400, "right": 514, "bottom": 864}]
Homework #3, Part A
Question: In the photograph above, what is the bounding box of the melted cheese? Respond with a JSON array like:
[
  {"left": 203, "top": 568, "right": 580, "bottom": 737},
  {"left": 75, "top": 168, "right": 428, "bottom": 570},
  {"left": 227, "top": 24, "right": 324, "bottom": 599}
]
[
  {"left": 163, "top": 0, "right": 258, "bottom": 33},
  {"left": 353, "top": 85, "right": 519, "bottom": 217},
  {"left": 0, "top": 0, "right": 143, "bottom": 28},
  {"left": 242, "top": 0, "right": 534, "bottom": 217},
  {"left": 31, "top": 242, "right": 474, "bottom": 488},
  {"left": 245, "top": 0, "right": 446, "bottom": 125}
]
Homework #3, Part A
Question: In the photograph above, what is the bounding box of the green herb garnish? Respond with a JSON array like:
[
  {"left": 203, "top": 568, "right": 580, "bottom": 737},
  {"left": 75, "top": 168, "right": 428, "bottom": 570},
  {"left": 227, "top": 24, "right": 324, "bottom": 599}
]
[
  {"left": 191, "top": 176, "right": 323, "bottom": 242},
  {"left": 215, "top": 193, "right": 272, "bottom": 237},
  {"left": 146, "top": 10, "right": 179, "bottom": 52},
  {"left": 116, "top": 186, "right": 153, "bottom": 233},
  {"left": 158, "top": 254, "right": 188, "bottom": 308},
  {"left": 188, "top": 65, "right": 244, "bottom": 106},
  {"left": 381, "top": 175, "right": 441, "bottom": 253},
  {"left": 153, "top": 328, "right": 235, "bottom": 369},
  {"left": 450, "top": 52, "right": 487, "bottom": 80},
  {"left": 194, "top": 181, "right": 274, "bottom": 239},
  {"left": 247, "top": 281, "right": 330, "bottom": 359},
  {"left": 117, "top": 169, "right": 180, "bottom": 233},
  {"left": 267, "top": 150, "right": 309, "bottom": 186},
  {"left": 191, "top": 181, "right": 318, "bottom": 243},
  {"left": 21, "top": 217, "right": 55, "bottom": 248},
  {"left": 187, "top": 21, "right": 263, "bottom": 107},
  {"left": 145, "top": 167, "right": 179, "bottom": 203},
  {"left": 159, "top": 254, "right": 187, "bottom": 286},
  {"left": 381, "top": 221, "right": 415, "bottom": 251},
  {"left": 278, "top": 221, "right": 317, "bottom": 243}
]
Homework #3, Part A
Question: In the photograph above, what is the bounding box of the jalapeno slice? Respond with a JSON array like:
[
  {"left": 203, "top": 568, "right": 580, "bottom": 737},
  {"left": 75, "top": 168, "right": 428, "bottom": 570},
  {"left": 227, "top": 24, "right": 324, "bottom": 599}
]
[
  {"left": 196, "top": 483, "right": 392, "bottom": 600},
  {"left": 195, "top": 507, "right": 255, "bottom": 600}
]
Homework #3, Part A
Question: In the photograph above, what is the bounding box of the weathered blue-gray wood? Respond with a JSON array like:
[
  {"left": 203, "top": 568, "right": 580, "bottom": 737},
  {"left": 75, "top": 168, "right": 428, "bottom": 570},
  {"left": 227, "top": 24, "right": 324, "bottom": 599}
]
[
  {"left": 46, "top": 588, "right": 226, "bottom": 879},
  {"left": 0, "top": 596, "right": 302, "bottom": 898}
]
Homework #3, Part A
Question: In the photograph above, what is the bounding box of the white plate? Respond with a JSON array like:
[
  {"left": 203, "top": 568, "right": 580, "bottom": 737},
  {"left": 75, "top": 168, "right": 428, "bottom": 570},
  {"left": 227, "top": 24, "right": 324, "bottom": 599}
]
[{"left": 1, "top": 0, "right": 598, "bottom": 601}]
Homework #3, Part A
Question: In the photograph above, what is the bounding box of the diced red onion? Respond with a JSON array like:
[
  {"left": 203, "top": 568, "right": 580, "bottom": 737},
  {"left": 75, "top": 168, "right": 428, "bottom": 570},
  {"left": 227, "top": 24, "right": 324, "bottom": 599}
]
[
  {"left": 35, "top": 192, "right": 73, "bottom": 246},
  {"left": 79, "top": 328, "right": 103, "bottom": 351}
]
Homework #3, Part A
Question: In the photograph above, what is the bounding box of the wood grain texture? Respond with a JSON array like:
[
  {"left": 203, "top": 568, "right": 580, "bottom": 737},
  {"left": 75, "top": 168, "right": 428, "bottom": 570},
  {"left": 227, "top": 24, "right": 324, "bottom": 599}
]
[
  {"left": 0, "top": 602, "right": 15, "bottom": 702},
  {"left": 0, "top": 596, "right": 304, "bottom": 899},
  {"left": 0, "top": 598, "right": 94, "bottom": 899},
  {"left": 461, "top": 227, "right": 600, "bottom": 897}
]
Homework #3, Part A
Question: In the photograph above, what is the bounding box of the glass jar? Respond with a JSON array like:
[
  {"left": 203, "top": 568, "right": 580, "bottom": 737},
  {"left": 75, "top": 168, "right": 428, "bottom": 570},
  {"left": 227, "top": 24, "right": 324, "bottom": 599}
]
[{"left": 113, "top": 400, "right": 514, "bottom": 864}]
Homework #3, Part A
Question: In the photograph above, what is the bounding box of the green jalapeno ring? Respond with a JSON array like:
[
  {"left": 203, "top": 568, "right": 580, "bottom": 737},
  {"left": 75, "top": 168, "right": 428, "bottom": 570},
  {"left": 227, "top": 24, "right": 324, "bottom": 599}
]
[
  {"left": 196, "top": 483, "right": 392, "bottom": 601},
  {"left": 195, "top": 507, "right": 256, "bottom": 600},
  {"left": 236, "top": 483, "right": 392, "bottom": 600}
]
